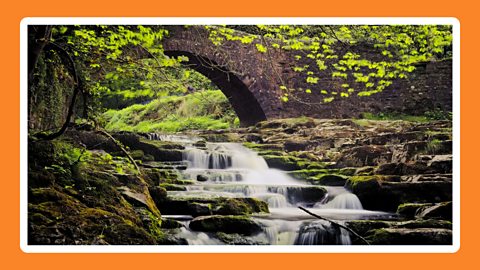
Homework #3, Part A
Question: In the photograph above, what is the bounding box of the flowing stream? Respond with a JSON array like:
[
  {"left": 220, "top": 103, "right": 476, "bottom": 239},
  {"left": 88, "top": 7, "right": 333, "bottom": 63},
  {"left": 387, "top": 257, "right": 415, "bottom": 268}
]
[{"left": 150, "top": 134, "right": 390, "bottom": 245}]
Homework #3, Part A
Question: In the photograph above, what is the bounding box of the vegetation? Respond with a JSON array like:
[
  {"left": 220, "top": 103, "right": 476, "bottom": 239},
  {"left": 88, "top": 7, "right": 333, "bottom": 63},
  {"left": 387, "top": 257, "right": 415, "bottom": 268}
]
[
  {"left": 28, "top": 24, "right": 453, "bottom": 137},
  {"left": 102, "top": 90, "right": 239, "bottom": 133}
]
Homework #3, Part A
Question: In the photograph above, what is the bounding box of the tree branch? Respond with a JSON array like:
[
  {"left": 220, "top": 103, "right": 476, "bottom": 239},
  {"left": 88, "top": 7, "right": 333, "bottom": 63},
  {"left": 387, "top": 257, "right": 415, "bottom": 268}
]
[
  {"left": 96, "top": 129, "right": 141, "bottom": 173},
  {"left": 298, "top": 206, "right": 370, "bottom": 245}
]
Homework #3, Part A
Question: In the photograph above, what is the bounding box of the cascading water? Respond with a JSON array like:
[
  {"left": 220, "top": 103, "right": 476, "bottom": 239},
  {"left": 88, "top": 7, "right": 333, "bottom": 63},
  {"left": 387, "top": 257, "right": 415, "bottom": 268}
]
[{"left": 148, "top": 134, "right": 390, "bottom": 245}]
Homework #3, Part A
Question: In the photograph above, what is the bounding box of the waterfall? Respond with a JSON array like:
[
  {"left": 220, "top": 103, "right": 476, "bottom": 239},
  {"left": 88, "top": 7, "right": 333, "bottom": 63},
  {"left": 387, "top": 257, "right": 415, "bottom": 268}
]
[
  {"left": 294, "top": 220, "right": 351, "bottom": 245},
  {"left": 145, "top": 136, "right": 390, "bottom": 245},
  {"left": 314, "top": 187, "right": 363, "bottom": 210}
]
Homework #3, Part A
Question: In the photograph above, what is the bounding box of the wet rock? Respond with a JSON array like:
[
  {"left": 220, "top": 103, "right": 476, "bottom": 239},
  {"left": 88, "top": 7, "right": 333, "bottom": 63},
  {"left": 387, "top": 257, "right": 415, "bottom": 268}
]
[
  {"left": 345, "top": 220, "right": 393, "bottom": 236},
  {"left": 159, "top": 183, "right": 187, "bottom": 191},
  {"left": 400, "top": 174, "right": 452, "bottom": 183},
  {"left": 148, "top": 186, "right": 168, "bottom": 206},
  {"left": 346, "top": 176, "right": 452, "bottom": 211},
  {"left": 189, "top": 215, "right": 262, "bottom": 235},
  {"left": 189, "top": 202, "right": 213, "bottom": 217},
  {"left": 284, "top": 140, "right": 310, "bottom": 152},
  {"left": 214, "top": 198, "right": 269, "bottom": 215},
  {"left": 366, "top": 228, "right": 452, "bottom": 245},
  {"left": 313, "top": 174, "right": 348, "bottom": 186},
  {"left": 262, "top": 155, "right": 302, "bottom": 171},
  {"left": 215, "top": 232, "right": 267, "bottom": 245},
  {"left": 161, "top": 218, "right": 185, "bottom": 229},
  {"left": 416, "top": 201, "right": 452, "bottom": 221},
  {"left": 284, "top": 186, "right": 328, "bottom": 204},
  {"left": 337, "top": 145, "right": 392, "bottom": 167},
  {"left": 363, "top": 132, "right": 425, "bottom": 145},
  {"left": 114, "top": 133, "right": 184, "bottom": 162},
  {"left": 244, "top": 134, "right": 263, "bottom": 143},
  {"left": 397, "top": 203, "right": 433, "bottom": 218},
  {"left": 193, "top": 140, "right": 207, "bottom": 148},
  {"left": 375, "top": 162, "right": 430, "bottom": 175},
  {"left": 427, "top": 155, "right": 452, "bottom": 174},
  {"left": 196, "top": 175, "right": 209, "bottom": 182}
]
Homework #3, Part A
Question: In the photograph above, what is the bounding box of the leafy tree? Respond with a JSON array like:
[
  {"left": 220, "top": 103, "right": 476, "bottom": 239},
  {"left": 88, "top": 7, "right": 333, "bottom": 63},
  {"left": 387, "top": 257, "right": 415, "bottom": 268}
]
[{"left": 205, "top": 25, "right": 452, "bottom": 103}]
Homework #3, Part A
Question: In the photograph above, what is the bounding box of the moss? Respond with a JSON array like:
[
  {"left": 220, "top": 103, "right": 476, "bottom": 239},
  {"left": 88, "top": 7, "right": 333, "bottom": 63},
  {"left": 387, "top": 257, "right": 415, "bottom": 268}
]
[
  {"left": 338, "top": 167, "right": 357, "bottom": 176},
  {"left": 129, "top": 150, "right": 144, "bottom": 160},
  {"left": 214, "top": 198, "right": 269, "bottom": 215},
  {"left": 397, "top": 203, "right": 432, "bottom": 218},
  {"left": 159, "top": 183, "right": 187, "bottom": 191},
  {"left": 312, "top": 174, "right": 348, "bottom": 186}
]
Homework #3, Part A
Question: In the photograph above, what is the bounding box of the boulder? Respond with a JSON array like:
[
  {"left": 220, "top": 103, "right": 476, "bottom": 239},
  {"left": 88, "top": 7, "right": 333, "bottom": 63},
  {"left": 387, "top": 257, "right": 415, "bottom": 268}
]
[{"left": 189, "top": 215, "right": 263, "bottom": 235}]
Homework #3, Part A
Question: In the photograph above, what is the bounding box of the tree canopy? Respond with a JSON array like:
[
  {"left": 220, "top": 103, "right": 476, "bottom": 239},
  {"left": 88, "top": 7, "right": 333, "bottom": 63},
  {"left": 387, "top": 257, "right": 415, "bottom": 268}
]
[{"left": 28, "top": 24, "right": 453, "bottom": 136}]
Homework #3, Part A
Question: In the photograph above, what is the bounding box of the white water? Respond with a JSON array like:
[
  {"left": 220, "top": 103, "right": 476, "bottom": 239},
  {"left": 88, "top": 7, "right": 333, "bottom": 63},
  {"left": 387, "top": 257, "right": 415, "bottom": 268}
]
[{"left": 152, "top": 138, "right": 389, "bottom": 245}]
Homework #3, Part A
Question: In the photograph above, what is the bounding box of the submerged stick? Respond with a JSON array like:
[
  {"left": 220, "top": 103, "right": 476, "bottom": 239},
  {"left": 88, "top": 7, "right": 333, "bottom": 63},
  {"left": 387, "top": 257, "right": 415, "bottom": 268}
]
[{"left": 298, "top": 206, "right": 370, "bottom": 245}]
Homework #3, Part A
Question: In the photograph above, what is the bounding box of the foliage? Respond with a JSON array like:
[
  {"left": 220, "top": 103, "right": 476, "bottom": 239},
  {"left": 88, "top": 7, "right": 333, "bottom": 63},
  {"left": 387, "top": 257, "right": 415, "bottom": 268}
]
[
  {"left": 206, "top": 25, "right": 453, "bottom": 103},
  {"left": 102, "top": 90, "right": 239, "bottom": 133},
  {"left": 30, "top": 24, "right": 453, "bottom": 135}
]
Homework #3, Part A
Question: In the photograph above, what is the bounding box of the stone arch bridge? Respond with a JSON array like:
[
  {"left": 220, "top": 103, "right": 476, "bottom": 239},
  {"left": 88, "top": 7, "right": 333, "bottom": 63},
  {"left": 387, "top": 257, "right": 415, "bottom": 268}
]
[{"left": 162, "top": 26, "right": 452, "bottom": 126}]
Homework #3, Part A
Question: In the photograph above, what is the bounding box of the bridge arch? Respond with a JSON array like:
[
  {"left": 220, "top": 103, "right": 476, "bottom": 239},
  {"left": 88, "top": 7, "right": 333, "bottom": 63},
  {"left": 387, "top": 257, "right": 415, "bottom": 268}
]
[{"left": 164, "top": 50, "right": 267, "bottom": 127}]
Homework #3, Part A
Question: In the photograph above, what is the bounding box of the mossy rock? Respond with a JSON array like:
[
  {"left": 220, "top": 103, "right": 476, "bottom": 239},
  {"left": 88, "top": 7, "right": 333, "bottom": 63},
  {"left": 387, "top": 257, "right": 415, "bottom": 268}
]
[
  {"left": 189, "top": 202, "right": 213, "bottom": 217},
  {"left": 215, "top": 232, "right": 267, "bottom": 245},
  {"left": 345, "top": 220, "right": 393, "bottom": 237},
  {"left": 397, "top": 203, "right": 433, "bottom": 219},
  {"left": 159, "top": 183, "right": 187, "bottom": 191},
  {"left": 262, "top": 155, "right": 303, "bottom": 171},
  {"left": 347, "top": 176, "right": 452, "bottom": 212},
  {"left": 189, "top": 215, "right": 263, "bottom": 235},
  {"left": 130, "top": 150, "right": 144, "bottom": 160},
  {"left": 366, "top": 228, "right": 452, "bottom": 245},
  {"left": 313, "top": 174, "right": 348, "bottom": 186},
  {"left": 285, "top": 186, "right": 328, "bottom": 204},
  {"left": 416, "top": 201, "right": 452, "bottom": 221},
  {"left": 288, "top": 169, "right": 331, "bottom": 180},
  {"left": 338, "top": 167, "right": 357, "bottom": 176},
  {"left": 28, "top": 171, "right": 56, "bottom": 188},
  {"left": 161, "top": 218, "right": 185, "bottom": 229},
  {"left": 214, "top": 198, "right": 269, "bottom": 215},
  {"left": 113, "top": 133, "right": 184, "bottom": 162}
]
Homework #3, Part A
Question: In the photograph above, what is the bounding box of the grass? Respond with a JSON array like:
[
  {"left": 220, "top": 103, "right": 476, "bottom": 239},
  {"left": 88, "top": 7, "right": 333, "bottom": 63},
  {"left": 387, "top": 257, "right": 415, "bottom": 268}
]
[{"left": 102, "top": 90, "right": 239, "bottom": 133}]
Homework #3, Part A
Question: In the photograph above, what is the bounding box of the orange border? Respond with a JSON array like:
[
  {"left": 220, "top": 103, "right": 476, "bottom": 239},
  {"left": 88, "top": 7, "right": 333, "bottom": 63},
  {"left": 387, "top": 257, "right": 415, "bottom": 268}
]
[{"left": 2, "top": 1, "right": 475, "bottom": 269}]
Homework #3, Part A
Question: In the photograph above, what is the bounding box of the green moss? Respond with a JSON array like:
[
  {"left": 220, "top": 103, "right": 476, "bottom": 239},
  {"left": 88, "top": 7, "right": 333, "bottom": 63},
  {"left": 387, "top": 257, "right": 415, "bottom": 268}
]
[
  {"left": 346, "top": 175, "right": 383, "bottom": 190},
  {"left": 159, "top": 183, "right": 187, "bottom": 191},
  {"left": 215, "top": 198, "right": 269, "bottom": 215},
  {"left": 425, "top": 139, "right": 443, "bottom": 154}
]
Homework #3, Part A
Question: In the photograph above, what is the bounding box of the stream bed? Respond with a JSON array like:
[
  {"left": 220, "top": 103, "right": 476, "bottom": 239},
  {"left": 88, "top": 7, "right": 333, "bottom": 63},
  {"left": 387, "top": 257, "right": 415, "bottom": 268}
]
[{"left": 151, "top": 135, "right": 393, "bottom": 245}]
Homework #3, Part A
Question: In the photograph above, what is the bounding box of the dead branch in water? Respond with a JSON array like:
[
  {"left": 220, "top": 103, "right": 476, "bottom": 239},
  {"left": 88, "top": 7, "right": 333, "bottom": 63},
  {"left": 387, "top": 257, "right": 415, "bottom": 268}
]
[{"left": 298, "top": 206, "right": 370, "bottom": 245}]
